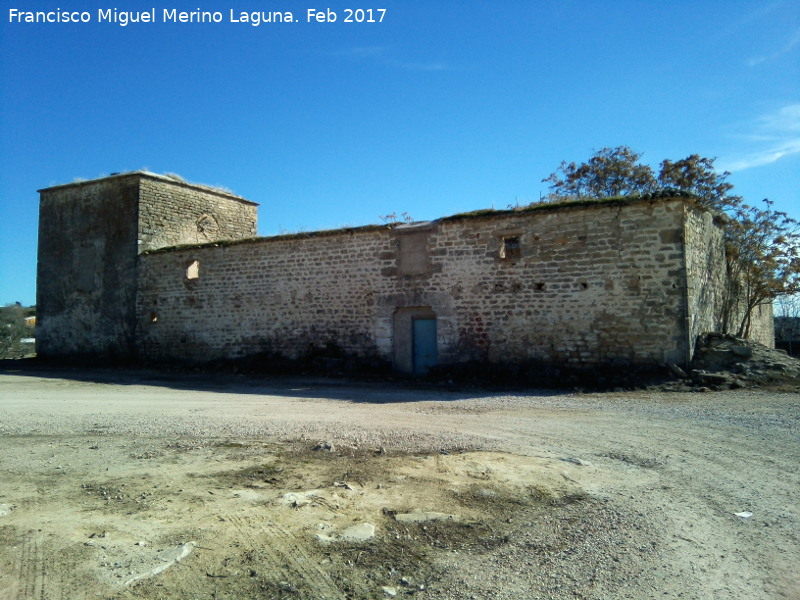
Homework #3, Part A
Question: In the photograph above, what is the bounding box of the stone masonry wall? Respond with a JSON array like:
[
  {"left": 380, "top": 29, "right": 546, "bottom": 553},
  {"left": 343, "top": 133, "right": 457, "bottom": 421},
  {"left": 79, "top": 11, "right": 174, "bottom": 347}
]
[
  {"left": 137, "top": 227, "right": 395, "bottom": 363},
  {"left": 37, "top": 176, "right": 140, "bottom": 358},
  {"left": 684, "top": 205, "right": 728, "bottom": 356},
  {"left": 746, "top": 303, "right": 775, "bottom": 347},
  {"left": 138, "top": 174, "right": 257, "bottom": 252},
  {"left": 431, "top": 199, "right": 689, "bottom": 367},
  {"left": 684, "top": 206, "right": 774, "bottom": 348},
  {"left": 36, "top": 172, "right": 258, "bottom": 360},
  {"left": 137, "top": 197, "right": 698, "bottom": 369}
]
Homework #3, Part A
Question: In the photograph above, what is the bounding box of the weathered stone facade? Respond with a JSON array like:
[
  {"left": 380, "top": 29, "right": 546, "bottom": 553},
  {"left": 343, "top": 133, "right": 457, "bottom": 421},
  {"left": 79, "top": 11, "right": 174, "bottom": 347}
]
[
  {"left": 37, "top": 172, "right": 773, "bottom": 374},
  {"left": 36, "top": 172, "right": 256, "bottom": 359}
]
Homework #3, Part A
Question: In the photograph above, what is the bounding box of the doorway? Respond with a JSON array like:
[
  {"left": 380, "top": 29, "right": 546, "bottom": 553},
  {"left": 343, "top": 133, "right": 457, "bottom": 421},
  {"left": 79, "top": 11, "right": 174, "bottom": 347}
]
[
  {"left": 392, "top": 307, "right": 437, "bottom": 375},
  {"left": 412, "top": 317, "right": 437, "bottom": 375}
]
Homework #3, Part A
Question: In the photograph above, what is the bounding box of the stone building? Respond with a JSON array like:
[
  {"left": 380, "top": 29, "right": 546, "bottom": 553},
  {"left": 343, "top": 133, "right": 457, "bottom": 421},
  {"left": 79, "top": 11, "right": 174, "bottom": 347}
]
[
  {"left": 774, "top": 316, "right": 800, "bottom": 356},
  {"left": 36, "top": 172, "right": 257, "bottom": 360},
  {"left": 36, "top": 171, "right": 773, "bottom": 375}
]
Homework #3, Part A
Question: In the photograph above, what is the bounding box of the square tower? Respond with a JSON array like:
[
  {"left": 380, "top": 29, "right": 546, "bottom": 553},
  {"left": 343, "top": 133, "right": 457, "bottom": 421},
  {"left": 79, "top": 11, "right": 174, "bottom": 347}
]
[{"left": 36, "top": 171, "right": 257, "bottom": 360}]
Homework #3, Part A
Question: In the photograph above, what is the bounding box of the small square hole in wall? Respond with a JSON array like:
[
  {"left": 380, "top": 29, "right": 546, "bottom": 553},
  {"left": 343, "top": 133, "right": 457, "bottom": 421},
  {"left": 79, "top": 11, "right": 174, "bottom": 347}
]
[
  {"left": 186, "top": 260, "right": 200, "bottom": 280},
  {"left": 500, "top": 236, "right": 521, "bottom": 260}
]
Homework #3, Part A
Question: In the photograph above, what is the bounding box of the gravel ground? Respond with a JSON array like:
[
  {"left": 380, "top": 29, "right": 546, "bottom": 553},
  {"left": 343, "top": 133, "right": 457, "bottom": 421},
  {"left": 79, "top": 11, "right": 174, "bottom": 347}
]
[{"left": 0, "top": 366, "right": 798, "bottom": 600}]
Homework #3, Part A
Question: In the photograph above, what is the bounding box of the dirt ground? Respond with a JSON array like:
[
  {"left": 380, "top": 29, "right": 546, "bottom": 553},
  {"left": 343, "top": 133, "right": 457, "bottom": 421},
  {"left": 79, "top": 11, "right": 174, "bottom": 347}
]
[{"left": 0, "top": 367, "right": 798, "bottom": 600}]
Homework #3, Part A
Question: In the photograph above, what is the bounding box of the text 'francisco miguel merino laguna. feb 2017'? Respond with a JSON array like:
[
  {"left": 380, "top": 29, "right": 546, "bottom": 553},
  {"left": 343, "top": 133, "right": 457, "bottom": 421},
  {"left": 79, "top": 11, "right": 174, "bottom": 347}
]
[{"left": 7, "top": 8, "right": 387, "bottom": 26}]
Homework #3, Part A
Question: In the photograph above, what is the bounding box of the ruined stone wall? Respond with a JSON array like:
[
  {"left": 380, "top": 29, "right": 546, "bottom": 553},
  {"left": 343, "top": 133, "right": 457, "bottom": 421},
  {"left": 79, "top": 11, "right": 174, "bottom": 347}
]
[
  {"left": 136, "top": 228, "right": 396, "bottom": 363},
  {"left": 37, "top": 177, "right": 140, "bottom": 358},
  {"left": 431, "top": 199, "right": 689, "bottom": 367},
  {"left": 36, "top": 172, "right": 258, "bottom": 360},
  {"left": 684, "top": 206, "right": 774, "bottom": 349},
  {"left": 35, "top": 171, "right": 762, "bottom": 371},
  {"left": 684, "top": 205, "right": 728, "bottom": 357},
  {"left": 138, "top": 175, "right": 257, "bottom": 252},
  {"left": 747, "top": 303, "right": 775, "bottom": 347},
  {"left": 137, "top": 197, "right": 697, "bottom": 369}
]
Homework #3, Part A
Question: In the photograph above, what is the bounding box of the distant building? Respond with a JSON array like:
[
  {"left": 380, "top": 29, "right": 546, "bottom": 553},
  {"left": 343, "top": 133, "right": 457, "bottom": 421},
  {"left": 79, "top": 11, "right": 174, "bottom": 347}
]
[
  {"left": 775, "top": 316, "right": 800, "bottom": 356},
  {"left": 36, "top": 171, "right": 773, "bottom": 374}
]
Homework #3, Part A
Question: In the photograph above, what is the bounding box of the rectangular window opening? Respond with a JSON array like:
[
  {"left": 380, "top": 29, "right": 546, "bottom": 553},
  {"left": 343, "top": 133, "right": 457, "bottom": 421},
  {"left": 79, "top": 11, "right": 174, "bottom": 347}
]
[{"left": 500, "top": 236, "right": 521, "bottom": 260}]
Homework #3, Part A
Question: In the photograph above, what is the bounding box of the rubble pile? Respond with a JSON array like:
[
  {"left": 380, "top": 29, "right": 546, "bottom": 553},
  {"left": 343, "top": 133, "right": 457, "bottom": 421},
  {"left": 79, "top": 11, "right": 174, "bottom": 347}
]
[{"left": 670, "top": 333, "right": 800, "bottom": 391}]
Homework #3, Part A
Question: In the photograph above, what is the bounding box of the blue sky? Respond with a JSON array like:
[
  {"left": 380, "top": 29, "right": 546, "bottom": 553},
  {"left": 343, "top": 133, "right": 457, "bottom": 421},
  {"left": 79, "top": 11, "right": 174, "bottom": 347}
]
[{"left": 1, "top": 1, "right": 798, "bottom": 306}]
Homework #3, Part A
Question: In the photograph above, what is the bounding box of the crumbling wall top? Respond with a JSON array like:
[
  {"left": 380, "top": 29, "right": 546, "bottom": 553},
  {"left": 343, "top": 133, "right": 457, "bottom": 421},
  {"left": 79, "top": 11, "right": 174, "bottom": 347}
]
[{"left": 38, "top": 170, "right": 258, "bottom": 206}]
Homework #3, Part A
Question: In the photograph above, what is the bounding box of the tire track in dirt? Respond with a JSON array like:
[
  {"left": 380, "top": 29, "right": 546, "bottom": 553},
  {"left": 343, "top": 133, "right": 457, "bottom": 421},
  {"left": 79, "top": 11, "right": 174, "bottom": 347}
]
[
  {"left": 221, "top": 512, "right": 348, "bottom": 600},
  {"left": 14, "top": 530, "right": 45, "bottom": 600},
  {"left": 50, "top": 540, "right": 90, "bottom": 600},
  {"left": 9, "top": 530, "right": 94, "bottom": 600}
]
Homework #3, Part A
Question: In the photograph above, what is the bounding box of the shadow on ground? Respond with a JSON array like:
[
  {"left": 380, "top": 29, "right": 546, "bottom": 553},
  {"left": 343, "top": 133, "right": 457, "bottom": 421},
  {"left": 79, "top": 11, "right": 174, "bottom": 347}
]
[{"left": 0, "top": 358, "right": 567, "bottom": 404}]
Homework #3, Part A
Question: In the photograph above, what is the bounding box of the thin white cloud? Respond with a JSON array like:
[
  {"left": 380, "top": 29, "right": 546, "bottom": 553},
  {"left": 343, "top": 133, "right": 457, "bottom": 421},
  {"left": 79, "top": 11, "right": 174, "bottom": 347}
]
[
  {"left": 720, "top": 104, "right": 800, "bottom": 171},
  {"left": 331, "top": 46, "right": 451, "bottom": 71},
  {"left": 386, "top": 59, "right": 450, "bottom": 72},
  {"left": 724, "top": 141, "right": 800, "bottom": 171},
  {"left": 747, "top": 27, "right": 800, "bottom": 66},
  {"left": 331, "top": 46, "right": 388, "bottom": 58},
  {"left": 757, "top": 103, "right": 800, "bottom": 131}
]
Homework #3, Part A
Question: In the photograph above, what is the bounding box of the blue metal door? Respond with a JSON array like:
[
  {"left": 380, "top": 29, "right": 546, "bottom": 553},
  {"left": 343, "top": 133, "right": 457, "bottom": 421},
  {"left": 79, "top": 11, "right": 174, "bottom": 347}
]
[{"left": 412, "top": 318, "right": 437, "bottom": 375}]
